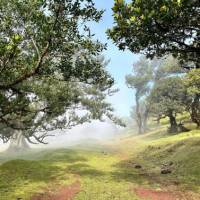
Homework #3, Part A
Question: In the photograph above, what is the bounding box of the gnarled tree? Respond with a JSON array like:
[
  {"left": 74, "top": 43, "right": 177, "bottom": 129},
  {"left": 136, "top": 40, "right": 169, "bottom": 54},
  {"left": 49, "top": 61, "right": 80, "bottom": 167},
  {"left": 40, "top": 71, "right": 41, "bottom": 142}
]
[
  {"left": 0, "top": 0, "right": 122, "bottom": 146},
  {"left": 149, "top": 77, "right": 188, "bottom": 133}
]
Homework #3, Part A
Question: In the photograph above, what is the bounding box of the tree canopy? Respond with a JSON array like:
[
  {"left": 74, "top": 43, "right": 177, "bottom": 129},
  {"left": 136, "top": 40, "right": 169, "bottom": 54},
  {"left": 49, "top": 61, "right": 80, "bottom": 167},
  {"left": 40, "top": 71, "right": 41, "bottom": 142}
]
[
  {"left": 108, "top": 0, "right": 200, "bottom": 68},
  {"left": 0, "top": 0, "right": 121, "bottom": 143},
  {"left": 185, "top": 69, "right": 200, "bottom": 97},
  {"left": 149, "top": 77, "right": 187, "bottom": 133},
  {"left": 184, "top": 69, "right": 200, "bottom": 127}
]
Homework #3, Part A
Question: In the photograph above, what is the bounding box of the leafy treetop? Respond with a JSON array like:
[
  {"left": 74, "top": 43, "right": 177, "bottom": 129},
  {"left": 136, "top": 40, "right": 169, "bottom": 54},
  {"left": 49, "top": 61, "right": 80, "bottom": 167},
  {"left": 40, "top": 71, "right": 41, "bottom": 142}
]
[
  {"left": 108, "top": 0, "right": 200, "bottom": 68},
  {"left": 0, "top": 0, "right": 122, "bottom": 143}
]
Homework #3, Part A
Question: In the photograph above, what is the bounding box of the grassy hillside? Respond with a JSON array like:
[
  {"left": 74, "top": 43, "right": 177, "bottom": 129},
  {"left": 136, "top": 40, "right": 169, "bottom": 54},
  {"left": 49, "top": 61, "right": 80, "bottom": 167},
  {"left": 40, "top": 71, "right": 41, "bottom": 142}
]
[
  {"left": 116, "top": 128, "right": 200, "bottom": 190},
  {"left": 0, "top": 122, "right": 200, "bottom": 200}
]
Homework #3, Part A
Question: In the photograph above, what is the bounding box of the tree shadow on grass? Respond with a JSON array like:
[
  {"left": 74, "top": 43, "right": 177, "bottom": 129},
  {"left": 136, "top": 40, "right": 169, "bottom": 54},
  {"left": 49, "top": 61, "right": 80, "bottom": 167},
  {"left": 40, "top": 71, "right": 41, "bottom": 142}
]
[
  {"left": 32, "top": 149, "right": 88, "bottom": 163},
  {"left": 0, "top": 148, "right": 88, "bottom": 164},
  {"left": 110, "top": 158, "right": 150, "bottom": 185},
  {"left": 108, "top": 152, "right": 157, "bottom": 185},
  {"left": 66, "top": 163, "right": 105, "bottom": 177},
  {"left": 0, "top": 149, "right": 106, "bottom": 199},
  {"left": 142, "top": 129, "right": 168, "bottom": 141},
  {"left": 0, "top": 159, "right": 69, "bottom": 197}
]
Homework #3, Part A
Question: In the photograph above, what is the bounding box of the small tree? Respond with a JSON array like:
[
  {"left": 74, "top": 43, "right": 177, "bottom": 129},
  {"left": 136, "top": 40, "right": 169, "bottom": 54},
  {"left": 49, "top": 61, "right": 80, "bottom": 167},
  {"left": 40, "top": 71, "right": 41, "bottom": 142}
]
[
  {"left": 126, "top": 57, "right": 152, "bottom": 134},
  {"left": 130, "top": 99, "right": 150, "bottom": 133},
  {"left": 149, "top": 77, "right": 187, "bottom": 133}
]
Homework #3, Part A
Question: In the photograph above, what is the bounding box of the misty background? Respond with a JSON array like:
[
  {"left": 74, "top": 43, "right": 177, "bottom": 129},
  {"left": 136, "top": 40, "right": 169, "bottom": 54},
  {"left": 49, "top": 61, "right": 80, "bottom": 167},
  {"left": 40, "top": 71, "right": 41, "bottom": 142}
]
[{"left": 0, "top": 120, "right": 125, "bottom": 152}]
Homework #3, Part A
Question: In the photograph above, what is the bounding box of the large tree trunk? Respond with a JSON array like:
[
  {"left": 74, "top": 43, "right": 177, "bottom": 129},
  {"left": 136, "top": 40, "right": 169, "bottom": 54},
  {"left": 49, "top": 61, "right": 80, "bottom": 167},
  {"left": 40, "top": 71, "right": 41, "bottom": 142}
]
[
  {"left": 190, "top": 94, "right": 200, "bottom": 128},
  {"left": 7, "top": 130, "right": 29, "bottom": 152},
  {"left": 168, "top": 113, "right": 178, "bottom": 133}
]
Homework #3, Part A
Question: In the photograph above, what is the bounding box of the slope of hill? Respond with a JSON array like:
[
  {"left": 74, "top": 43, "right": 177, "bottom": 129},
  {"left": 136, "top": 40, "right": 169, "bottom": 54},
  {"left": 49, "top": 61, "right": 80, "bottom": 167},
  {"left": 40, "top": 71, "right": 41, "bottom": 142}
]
[{"left": 0, "top": 123, "right": 200, "bottom": 200}]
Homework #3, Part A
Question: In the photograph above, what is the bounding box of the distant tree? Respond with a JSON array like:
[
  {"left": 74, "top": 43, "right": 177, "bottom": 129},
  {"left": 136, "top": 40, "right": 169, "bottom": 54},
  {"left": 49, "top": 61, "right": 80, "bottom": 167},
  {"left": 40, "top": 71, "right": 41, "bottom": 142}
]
[
  {"left": 127, "top": 56, "right": 182, "bottom": 133},
  {"left": 149, "top": 77, "right": 187, "bottom": 133},
  {"left": 130, "top": 99, "right": 150, "bottom": 133},
  {"left": 0, "top": 0, "right": 121, "bottom": 144},
  {"left": 126, "top": 57, "right": 152, "bottom": 134},
  {"left": 149, "top": 56, "right": 185, "bottom": 124},
  {"left": 108, "top": 0, "right": 200, "bottom": 68},
  {"left": 184, "top": 69, "right": 200, "bottom": 127}
]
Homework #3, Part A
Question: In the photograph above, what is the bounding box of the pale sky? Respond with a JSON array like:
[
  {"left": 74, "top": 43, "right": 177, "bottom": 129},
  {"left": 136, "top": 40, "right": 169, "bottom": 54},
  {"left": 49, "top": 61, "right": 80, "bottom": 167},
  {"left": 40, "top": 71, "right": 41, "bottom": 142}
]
[{"left": 92, "top": 0, "right": 140, "bottom": 117}]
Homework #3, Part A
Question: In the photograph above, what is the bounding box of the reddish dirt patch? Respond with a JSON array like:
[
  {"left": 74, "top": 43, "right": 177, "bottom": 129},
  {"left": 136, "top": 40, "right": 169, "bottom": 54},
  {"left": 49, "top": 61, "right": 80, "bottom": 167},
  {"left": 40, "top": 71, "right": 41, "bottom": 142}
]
[
  {"left": 32, "top": 181, "right": 80, "bottom": 200},
  {"left": 135, "top": 188, "right": 181, "bottom": 200}
]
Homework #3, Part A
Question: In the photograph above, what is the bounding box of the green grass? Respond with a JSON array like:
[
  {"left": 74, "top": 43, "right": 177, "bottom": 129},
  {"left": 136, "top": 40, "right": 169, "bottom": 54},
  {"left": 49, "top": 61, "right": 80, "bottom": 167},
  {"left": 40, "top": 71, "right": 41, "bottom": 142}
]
[
  {"left": 0, "top": 149, "right": 81, "bottom": 200},
  {"left": 0, "top": 148, "right": 140, "bottom": 200},
  {"left": 116, "top": 128, "right": 200, "bottom": 193},
  {"left": 0, "top": 122, "right": 200, "bottom": 199}
]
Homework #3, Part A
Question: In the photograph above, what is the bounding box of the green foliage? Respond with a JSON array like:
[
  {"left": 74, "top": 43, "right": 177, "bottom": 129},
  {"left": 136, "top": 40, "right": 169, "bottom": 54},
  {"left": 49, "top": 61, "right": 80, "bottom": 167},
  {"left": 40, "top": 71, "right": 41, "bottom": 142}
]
[
  {"left": 127, "top": 56, "right": 183, "bottom": 133},
  {"left": 149, "top": 77, "right": 187, "bottom": 115},
  {"left": 184, "top": 69, "right": 200, "bottom": 127},
  {"left": 185, "top": 69, "right": 200, "bottom": 95},
  {"left": 108, "top": 0, "right": 200, "bottom": 68},
  {"left": 0, "top": 0, "right": 121, "bottom": 143},
  {"left": 153, "top": 56, "right": 183, "bottom": 81},
  {"left": 126, "top": 57, "right": 152, "bottom": 96}
]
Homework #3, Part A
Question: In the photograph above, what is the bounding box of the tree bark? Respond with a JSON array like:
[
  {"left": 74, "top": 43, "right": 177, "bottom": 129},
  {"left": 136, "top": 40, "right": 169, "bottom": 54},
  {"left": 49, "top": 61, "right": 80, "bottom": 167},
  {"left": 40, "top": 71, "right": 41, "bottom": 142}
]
[
  {"left": 7, "top": 130, "right": 29, "bottom": 152},
  {"left": 168, "top": 112, "right": 178, "bottom": 133}
]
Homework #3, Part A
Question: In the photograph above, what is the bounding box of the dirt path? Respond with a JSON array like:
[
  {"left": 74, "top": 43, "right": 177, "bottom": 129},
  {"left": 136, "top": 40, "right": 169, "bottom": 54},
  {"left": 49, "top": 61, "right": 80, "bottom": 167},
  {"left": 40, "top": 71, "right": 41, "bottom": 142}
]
[
  {"left": 32, "top": 180, "right": 81, "bottom": 200},
  {"left": 135, "top": 187, "right": 200, "bottom": 200}
]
